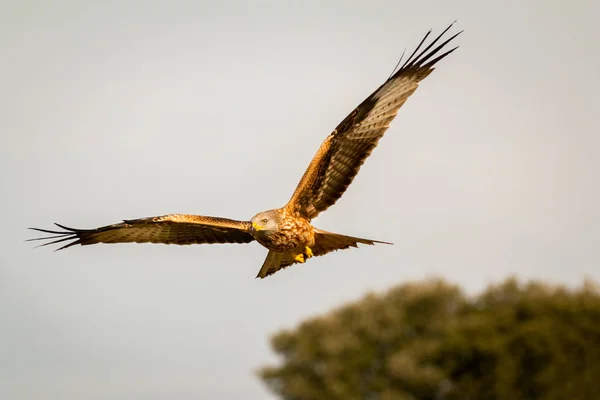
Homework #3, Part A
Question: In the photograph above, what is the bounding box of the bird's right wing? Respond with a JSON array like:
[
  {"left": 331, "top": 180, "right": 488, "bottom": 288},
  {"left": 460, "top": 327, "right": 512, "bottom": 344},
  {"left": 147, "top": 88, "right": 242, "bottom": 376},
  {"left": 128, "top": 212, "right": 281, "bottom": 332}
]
[
  {"left": 286, "top": 23, "right": 461, "bottom": 220},
  {"left": 29, "top": 214, "right": 254, "bottom": 251}
]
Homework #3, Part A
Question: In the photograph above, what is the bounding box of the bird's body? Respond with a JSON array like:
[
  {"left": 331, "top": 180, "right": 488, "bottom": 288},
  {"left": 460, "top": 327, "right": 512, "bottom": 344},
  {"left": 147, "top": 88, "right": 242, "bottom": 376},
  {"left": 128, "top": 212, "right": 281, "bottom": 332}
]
[
  {"left": 30, "top": 24, "right": 462, "bottom": 278},
  {"left": 251, "top": 208, "right": 314, "bottom": 254}
]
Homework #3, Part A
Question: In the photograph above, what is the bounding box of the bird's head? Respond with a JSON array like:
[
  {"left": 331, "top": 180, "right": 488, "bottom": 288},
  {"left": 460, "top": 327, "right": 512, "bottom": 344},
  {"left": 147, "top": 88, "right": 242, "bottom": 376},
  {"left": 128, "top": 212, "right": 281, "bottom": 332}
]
[{"left": 250, "top": 209, "right": 280, "bottom": 235}]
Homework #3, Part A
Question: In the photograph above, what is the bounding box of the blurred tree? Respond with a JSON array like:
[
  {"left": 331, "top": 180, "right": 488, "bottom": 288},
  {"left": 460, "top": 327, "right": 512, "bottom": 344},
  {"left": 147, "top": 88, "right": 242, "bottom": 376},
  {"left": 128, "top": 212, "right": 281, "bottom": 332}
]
[{"left": 258, "top": 278, "right": 600, "bottom": 400}]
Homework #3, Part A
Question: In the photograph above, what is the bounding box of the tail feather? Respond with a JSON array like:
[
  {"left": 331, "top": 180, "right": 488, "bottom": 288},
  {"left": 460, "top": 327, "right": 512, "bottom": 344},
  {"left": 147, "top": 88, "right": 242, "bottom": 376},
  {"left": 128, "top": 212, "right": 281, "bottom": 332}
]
[
  {"left": 312, "top": 228, "right": 392, "bottom": 252},
  {"left": 255, "top": 229, "right": 391, "bottom": 279},
  {"left": 256, "top": 250, "right": 284, "bottom": 279}
]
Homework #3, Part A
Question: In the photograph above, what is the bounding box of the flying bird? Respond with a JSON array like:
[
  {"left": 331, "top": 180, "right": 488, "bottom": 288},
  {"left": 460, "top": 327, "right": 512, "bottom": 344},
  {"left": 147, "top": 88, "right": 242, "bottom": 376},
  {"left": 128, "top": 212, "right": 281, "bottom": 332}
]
[{"left": 30, "top": 24, "right": 461, "bottom": 278}]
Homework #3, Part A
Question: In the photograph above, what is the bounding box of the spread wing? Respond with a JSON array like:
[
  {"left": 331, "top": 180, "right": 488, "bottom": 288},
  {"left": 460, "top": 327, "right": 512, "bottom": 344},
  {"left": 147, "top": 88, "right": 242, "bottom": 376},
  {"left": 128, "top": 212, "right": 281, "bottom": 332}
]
[
  {"left": 28, "top": 214, "right": 254, "bottom": 251},
  {"left": 286, "top": 23, "right": 462, "bottom": 219}
]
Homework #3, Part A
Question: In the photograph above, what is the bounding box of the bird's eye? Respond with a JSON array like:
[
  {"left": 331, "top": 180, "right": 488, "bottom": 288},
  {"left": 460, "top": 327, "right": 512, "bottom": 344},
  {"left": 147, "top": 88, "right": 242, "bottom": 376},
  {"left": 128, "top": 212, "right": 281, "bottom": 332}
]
[{"left": 261, "top": 218, "right": 268, "bottom": 224}]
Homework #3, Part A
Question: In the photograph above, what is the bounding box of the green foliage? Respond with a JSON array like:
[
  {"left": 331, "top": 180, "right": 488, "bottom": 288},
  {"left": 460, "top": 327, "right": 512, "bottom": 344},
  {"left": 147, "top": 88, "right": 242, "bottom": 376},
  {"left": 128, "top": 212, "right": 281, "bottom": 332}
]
[{"left": 258, "top": 278, "right": 600, "bottom": 399}]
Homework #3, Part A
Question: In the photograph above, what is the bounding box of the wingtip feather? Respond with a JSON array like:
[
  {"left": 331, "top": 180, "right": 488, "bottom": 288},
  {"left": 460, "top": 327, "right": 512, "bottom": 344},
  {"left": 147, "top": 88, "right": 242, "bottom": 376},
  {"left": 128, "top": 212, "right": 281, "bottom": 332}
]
[
  {"left": 390, "top": 22, "right": 462, "bottom": 79},
  {"left": 54, "top": 223, "right": 79, "bottom": 232}
]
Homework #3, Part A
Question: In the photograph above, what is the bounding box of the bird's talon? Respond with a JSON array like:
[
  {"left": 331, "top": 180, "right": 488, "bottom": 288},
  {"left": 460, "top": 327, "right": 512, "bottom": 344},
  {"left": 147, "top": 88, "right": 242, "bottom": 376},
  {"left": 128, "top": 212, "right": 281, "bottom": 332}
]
[
  {"left": 294, "top": 253, "right": 305, "bottom": 263},
  {"left": 305, "top": 246, "right": 313, "bottom": 258}
]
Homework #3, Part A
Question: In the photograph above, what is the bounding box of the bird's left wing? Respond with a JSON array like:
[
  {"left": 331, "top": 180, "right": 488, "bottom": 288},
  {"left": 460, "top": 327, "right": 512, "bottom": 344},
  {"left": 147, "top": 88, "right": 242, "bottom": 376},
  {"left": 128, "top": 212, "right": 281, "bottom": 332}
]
[
  {"left": 286, "top": 24, "right": 461, "bottom": 220},
  {"left": 29, "top": 214, "right": 254, "bottom": 251}
]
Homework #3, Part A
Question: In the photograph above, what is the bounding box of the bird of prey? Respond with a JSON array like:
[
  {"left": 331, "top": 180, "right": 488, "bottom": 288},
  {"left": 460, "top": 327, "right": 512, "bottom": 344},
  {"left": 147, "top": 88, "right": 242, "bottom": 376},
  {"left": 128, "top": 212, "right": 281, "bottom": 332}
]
[{"left": 30, "top": 24, "right": 461, "bottom": 278}]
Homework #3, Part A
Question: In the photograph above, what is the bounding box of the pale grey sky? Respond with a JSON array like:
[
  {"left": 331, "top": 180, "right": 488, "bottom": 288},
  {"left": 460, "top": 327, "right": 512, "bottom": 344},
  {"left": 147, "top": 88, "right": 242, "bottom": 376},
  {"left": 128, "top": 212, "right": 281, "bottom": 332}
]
[{"left": 1, "top": 1, "right": 599, "bottom": 399}]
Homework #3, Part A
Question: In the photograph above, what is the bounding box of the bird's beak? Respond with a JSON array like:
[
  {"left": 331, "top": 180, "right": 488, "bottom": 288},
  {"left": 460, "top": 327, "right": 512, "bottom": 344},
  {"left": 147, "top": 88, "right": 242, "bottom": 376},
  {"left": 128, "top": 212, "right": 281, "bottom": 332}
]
[{"left": 251, "top": 222, "right": 263, "bottom": 231}]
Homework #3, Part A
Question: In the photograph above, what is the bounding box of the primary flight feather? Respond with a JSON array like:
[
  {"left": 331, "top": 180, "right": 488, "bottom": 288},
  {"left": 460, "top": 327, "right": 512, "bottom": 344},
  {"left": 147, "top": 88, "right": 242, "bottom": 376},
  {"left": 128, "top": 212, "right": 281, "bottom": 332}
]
[{"left": 30, "top": 24, "right": 462, "bottom": 278}]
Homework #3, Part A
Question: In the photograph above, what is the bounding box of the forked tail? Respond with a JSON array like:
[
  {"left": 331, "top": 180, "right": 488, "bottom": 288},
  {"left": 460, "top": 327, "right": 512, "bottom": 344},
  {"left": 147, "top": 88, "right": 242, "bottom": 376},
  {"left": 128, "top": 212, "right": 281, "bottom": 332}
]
[{"left": 255, "top": 228, "right": 391, "bottom": 278}]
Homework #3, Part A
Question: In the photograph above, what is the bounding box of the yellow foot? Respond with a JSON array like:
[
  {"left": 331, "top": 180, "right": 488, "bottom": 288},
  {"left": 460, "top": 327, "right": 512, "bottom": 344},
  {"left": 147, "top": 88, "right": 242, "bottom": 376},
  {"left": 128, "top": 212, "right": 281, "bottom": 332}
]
[
  {"left": 294, "top": 253, "right": 305, "bottom": 263},
  {"left": 304, "top": 246, "right": 313, "bottom": 258}
]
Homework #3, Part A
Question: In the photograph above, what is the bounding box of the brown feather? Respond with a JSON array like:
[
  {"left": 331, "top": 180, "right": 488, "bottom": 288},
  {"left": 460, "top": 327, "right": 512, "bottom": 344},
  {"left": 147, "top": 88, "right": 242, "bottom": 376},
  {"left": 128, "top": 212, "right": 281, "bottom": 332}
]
[
  {"left": 287, "top": 23, "right": 462, "bottom": 219},
  {"left": 256, "top": 228, "right": 391, "bottom": 278},
  {"left": 256, "top": 250, "right": 284, "bottom": 279},
  {"left": 28, "top": 214, "right": 254, "bottom": 250}
]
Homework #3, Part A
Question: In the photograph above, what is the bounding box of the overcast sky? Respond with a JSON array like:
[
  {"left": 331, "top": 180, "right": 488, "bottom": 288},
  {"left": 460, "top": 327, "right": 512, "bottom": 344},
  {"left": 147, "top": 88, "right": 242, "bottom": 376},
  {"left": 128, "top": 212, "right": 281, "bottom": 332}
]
[{"left": 1, "top": 1, "right": 599, "bottom": 399}]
